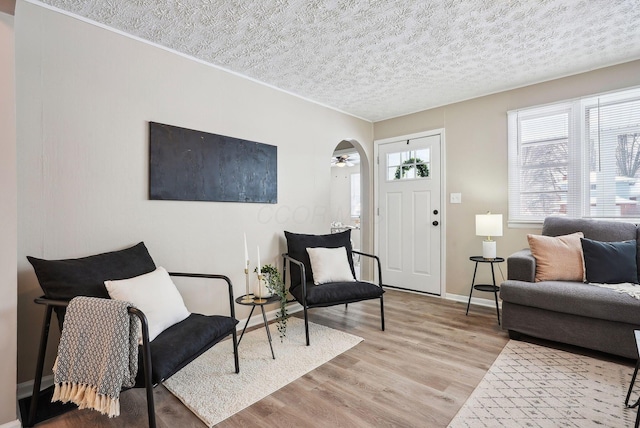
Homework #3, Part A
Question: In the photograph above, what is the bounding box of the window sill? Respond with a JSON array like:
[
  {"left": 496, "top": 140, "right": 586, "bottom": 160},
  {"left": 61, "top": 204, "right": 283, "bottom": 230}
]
[{"left": 509, "top": 217, "right": 640, "bottom": 229}]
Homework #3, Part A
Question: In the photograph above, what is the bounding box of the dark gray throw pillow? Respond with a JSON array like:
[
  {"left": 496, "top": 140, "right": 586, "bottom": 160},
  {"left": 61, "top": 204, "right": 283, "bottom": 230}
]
[
  {"left": 284, "top": 230, "right": 355, "bottom": 288},
  {"left": 580, "top": 237, "right": 638, "bottom": 284},
  {"left": 27, "top": 242, "right": 157, "bottom": 301}
]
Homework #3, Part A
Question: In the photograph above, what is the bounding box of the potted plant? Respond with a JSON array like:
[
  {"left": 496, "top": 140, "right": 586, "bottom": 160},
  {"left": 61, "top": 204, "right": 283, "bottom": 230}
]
[{"left": 258, "top": 264, "right": 289, "bottom": 340}]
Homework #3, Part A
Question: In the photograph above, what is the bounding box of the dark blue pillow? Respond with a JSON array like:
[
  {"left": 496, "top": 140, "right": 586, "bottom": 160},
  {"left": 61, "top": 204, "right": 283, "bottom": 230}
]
[
  {"left": 284, "top": 230, "right": 355, "bottom": 289},
  {"left": 580, "top": 238, "right": 638, "bottom": 284}
]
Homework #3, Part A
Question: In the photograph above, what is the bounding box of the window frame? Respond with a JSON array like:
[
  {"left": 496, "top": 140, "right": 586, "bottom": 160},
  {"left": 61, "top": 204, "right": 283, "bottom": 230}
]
[
  {"left": 385, "top": 149, "right": 431, "bottom": 182},
  {"left": 508, "top": 86, "right": 640, "bottom": 227}
]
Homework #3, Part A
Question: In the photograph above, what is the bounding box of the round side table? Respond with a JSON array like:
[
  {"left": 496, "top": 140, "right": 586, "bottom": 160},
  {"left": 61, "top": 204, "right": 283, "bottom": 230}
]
[
  {"left": 465, "top": 256, "right": 504, "bottom": 325},
  {"left": 235, "top": 294, "right": 280, "bottom": 359}
]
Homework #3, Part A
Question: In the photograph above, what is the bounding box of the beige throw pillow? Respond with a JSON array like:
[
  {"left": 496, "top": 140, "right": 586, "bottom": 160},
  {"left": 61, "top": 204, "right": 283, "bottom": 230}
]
[{"left": 527, "top": 232, "right": 585, "bottom": 282}]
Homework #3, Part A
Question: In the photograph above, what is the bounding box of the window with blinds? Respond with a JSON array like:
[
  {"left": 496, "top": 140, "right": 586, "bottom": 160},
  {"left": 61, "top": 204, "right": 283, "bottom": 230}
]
[{"left": 508, "top": 87, "right": 640, "bottom": 224}]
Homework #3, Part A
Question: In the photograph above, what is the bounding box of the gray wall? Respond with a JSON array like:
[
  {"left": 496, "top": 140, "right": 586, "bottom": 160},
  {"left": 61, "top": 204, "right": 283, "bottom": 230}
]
[
  {"left": 15, "top": 1, "right": 373, "bottom": 383},
  {"left": 375, "top": 60, "right": 640, "bottom": 298},
  {"left": 0, "top": 8, "right": 17, "bottom": 425},
  {"left": 12, "top": 0, "right": 640, "bottom": 402}
]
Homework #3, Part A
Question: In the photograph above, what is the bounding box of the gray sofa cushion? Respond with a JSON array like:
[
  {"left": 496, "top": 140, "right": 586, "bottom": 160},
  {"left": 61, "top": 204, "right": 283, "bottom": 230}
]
[
  {"left": 540, "top": 217, "right": 640, "bottom": 281},
  {"left": 542, "top": 216, "right": 637, "bottom": 241},
  {"left": 500, "top": 280, "right": 640, "bottom": 325}
]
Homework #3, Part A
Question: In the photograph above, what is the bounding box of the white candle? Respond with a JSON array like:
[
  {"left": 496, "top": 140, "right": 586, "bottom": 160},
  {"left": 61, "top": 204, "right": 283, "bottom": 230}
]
[
  {"left": 243, "top": 232, "right": 249, "bottom": 267},
  {"left": 257, "top": 245, "right": 261, "bottom": 274}
]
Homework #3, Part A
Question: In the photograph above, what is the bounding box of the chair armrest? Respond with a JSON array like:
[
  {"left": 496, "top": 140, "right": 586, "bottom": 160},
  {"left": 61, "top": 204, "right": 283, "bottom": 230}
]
[
  {"left": 282, "top": 253, "right": 307, "bottom": 305},
  {"left": 506, "top": 249, "right": 536, "bottom": 282},
  {"left": 34, "top": 296, "right": 152, "bottom": 340},
  {"left": 34, "top": 297, "right": 71, "bottom": 308},
  {"left": 352, "top": 250, "right": 383, "bottom": 287},
  {"left": 168, "top": 272, "right": 236, "bottom": 320}
]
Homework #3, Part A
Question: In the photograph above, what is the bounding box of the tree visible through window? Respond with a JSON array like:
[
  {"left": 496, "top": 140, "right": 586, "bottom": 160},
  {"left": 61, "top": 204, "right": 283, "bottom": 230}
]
[
  {"left": 616, "top": 133, "right": 640, "bottom": 178},
  {"left": 508, "top": 87, "right": 640, "bottom": 223}
]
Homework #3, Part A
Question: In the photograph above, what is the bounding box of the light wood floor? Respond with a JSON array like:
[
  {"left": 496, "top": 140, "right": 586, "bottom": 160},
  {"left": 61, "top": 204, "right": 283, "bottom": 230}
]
[{"left": 34, "top": 289, "right": 511, "bottom": 427}]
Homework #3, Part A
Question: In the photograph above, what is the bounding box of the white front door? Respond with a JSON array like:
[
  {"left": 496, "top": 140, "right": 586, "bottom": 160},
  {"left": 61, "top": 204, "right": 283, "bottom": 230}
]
[{"left": 377, "top": 133, "right": 442, "bottom": 295}]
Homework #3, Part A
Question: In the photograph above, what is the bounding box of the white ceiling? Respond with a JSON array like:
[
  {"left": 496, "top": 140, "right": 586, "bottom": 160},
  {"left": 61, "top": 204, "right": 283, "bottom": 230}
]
[{"left": 36, "top": 0, "right": 640, "bottom": 122}]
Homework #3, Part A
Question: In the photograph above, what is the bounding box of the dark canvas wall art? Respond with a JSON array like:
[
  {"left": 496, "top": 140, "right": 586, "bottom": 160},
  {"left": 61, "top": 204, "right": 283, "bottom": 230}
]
[{"left": 149, "top": 122, "right": 277, "bottom": 203}]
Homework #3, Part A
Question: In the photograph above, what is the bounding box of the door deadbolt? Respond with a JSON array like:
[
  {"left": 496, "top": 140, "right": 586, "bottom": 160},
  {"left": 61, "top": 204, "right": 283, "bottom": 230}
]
[{"left": 433, "top": 209, "right": 439, "bottom": 215}]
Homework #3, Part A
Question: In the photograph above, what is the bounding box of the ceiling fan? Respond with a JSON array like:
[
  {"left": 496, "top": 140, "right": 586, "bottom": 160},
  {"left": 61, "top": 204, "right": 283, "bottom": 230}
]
[{"left": 331, "top": 154, "right": 355, "bottom": 168}]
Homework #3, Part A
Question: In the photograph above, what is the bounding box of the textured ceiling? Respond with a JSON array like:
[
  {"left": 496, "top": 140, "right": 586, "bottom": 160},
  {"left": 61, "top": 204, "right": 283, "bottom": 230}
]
[{"left": 35, "top": 0, "right": 640, "bottom": 122}]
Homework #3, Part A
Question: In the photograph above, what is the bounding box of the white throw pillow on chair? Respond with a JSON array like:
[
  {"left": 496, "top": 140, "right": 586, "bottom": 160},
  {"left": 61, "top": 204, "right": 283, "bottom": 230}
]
[
  {"left": 105, "top": 266, "right": 190, "bottom": 341},
  {"left": 306, "top": 246, "right": 356, "bottom": 285}
]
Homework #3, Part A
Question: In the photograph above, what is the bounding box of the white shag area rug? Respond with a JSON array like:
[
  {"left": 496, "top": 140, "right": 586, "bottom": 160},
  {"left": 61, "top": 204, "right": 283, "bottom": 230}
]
[
  {"left": 163, "top": 317, "right": 363, "bottom": 427},
  {"left": 448, "top": 340, "right": 636, "bottom": 428}
]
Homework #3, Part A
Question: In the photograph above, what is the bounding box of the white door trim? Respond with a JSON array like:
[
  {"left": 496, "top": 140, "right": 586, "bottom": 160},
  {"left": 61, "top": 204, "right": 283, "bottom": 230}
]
[{"left": 374, "top": 129, "right": 446, "bottom": 297}]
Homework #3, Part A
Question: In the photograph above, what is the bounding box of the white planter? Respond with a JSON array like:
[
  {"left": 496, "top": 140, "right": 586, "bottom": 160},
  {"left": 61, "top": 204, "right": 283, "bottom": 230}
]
[{"left": 253, "top": 279, "right": 272, "bottom": 298}]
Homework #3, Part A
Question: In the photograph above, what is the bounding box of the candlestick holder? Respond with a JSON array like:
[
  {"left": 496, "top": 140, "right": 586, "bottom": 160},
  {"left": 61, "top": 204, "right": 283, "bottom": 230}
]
[
  {"left": 241, "top": 264, "right": 254, "bottom": 303},
  {"left": 254, "top": 273, "right": 266, "bottom": 303}
]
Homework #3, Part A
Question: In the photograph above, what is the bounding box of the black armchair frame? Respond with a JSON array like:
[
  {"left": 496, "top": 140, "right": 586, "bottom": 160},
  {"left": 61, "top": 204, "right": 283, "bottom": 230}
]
[
  {"left": 26, "top": 272, "right": 239, "bottom": 428},
  {"left": 282, "top": 250, "right": 385, "bottom": 346},
  {"left": 625, "top": 357, "right": 640, "bottom": 428}
]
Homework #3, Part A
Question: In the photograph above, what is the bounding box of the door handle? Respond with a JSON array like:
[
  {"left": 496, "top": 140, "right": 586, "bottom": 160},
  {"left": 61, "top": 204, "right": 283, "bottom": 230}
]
[{"left": 432, "top": 221, "right": 439, "bottom": 226}]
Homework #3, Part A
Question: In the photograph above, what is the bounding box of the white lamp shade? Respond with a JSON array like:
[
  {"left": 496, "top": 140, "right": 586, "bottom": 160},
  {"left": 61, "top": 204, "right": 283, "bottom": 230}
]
[{"left": 476, "top": 214, "right": 503, "bottom": 238}]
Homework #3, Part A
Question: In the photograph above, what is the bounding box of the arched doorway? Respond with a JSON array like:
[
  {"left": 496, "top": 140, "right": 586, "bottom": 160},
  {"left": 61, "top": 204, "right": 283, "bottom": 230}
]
[{"left": 330, "top": 139, "right": 371, "bottom": 280}]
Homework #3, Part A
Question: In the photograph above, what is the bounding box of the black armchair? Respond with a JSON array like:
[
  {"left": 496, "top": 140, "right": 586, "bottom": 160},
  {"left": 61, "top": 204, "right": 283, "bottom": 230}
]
[
  {"left": 282, "top": 230, "right": 385, "bottom": 345},
  {"left": 25, "top": 243, "right": 239, "bottom": 428}
]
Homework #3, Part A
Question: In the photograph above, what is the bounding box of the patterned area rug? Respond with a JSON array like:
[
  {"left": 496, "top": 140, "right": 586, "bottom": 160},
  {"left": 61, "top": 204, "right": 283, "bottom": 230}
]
[
  {"left": 448, "top": 340, "right": 636, "bottom": 428},
  {"left": 164, "top": 317, "right": 363, "bottom": 427}
]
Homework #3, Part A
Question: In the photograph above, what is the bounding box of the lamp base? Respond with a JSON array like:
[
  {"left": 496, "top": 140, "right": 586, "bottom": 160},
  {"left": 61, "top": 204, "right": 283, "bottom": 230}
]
[{"left": 482, "top": 240, "right": 497, "bottom": 259}]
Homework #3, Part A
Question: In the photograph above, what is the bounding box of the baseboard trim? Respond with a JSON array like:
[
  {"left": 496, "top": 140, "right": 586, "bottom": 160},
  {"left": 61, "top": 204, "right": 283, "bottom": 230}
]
[
  {"left": 381, "top": 286, "right": 500, "bottom": 309},
  {"left": 17, "top": 375, "right": 53, "bottom": 401},
  {"left": 0, "top": 420, "right": 21, "bottom": 428},
  {"left": 445, "top": 292, "right": 502, "bottom": 309},
  {"left": 382, "top": 284, "right": 441, "bottom": 297}
]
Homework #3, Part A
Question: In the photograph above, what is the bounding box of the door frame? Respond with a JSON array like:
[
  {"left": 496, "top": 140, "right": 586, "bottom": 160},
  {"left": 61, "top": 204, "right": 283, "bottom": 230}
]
[{"left": 374, "top": 129, "right": 447, "bottom": 297}]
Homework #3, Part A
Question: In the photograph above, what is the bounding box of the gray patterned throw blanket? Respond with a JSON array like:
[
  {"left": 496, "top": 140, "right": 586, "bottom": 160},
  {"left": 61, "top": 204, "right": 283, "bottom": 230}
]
[{"left": 52, "top": 296, "right": 140, "bottom": 417}]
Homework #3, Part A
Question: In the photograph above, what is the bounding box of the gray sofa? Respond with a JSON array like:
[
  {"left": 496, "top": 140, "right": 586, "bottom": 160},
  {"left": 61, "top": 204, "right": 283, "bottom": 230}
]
[{"left": 500, "top": 216, "right": 640, "bottom": 359}]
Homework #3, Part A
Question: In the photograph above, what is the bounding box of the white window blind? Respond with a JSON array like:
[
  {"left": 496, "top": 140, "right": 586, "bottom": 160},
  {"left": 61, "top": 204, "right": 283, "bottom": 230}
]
[{"left": 508, "top": 87, "right": 640, "bottom": 225}]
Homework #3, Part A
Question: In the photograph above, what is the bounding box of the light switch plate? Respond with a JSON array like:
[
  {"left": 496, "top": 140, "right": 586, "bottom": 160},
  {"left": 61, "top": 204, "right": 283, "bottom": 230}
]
[{"left": 450, "top": 193, "right": 462, "bottom": 204}]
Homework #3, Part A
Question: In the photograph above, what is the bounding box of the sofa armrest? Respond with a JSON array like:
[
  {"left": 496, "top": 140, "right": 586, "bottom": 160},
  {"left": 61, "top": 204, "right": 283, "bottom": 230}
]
[{"left": 507, "top": 249, "right": 536, "bottom": 282}]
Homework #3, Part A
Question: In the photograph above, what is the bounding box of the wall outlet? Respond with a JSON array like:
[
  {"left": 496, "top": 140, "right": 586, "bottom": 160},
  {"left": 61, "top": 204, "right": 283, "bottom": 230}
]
[{"left": 450, "top": 193, "right": 462, "bottom": 204}]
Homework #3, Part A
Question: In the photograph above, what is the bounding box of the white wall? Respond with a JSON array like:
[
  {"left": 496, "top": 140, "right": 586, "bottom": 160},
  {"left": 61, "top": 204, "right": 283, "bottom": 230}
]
[
  {"left": 15, "top": 1, "right": 373, "bottom": 382},
  {"left": 329, "top": 164, "right": 361, "bottom": 249},
  {"left": 0, "top": 9, "right": 18, "bottom": 424}
]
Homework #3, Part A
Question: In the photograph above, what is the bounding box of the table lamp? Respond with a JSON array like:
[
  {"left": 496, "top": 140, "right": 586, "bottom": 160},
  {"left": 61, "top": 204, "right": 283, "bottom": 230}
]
[{"left": 476, "top": 212, "right": 503, "bottom": 259}]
